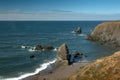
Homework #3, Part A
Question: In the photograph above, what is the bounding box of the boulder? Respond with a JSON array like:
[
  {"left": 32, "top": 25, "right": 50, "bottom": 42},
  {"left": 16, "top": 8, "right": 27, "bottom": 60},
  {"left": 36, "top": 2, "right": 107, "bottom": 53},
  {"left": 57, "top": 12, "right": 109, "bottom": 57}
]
[{"left": 57, "top": 43, "right": 69, "bottom": 61}]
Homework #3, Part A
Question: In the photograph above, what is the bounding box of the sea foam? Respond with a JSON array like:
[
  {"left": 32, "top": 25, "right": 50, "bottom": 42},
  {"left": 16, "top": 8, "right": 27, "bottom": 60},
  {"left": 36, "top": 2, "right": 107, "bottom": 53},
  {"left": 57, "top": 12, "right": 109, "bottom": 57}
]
[
  {"left": 78, "top": 34, "right": 86, "bottom": 36},
  {"left": 53, "top": 48, "right": 57, "bottom": 51},
  {"left": 21, "top": 45, "right": 26, "bottom": 49},
  {"left": 4, "top": 59, "right": 56, "bottom": 80},
  {"left": 28, "top": 47, "right": 36, "bottom": 52}
]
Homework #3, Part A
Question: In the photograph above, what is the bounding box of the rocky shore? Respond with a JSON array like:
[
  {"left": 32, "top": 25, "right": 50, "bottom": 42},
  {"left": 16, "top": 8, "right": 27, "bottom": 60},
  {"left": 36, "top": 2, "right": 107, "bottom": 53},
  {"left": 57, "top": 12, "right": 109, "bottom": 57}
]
[
  {"left": 23, "top": 43, "right": 90, "bottom": 80},
  {"left": 67, "top": 21, "right": 120, "bottom": 80},
  {"left": 23, "top": 21, "right": 120, "bottom": 80}
]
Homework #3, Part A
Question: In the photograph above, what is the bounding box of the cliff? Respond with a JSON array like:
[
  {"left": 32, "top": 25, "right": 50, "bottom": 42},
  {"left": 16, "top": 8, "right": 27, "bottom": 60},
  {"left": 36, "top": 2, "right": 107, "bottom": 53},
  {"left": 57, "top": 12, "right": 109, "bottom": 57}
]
[
  {"left": 86, "top": 21, "right": 120, "bottom": 48},
  {"left": 67, "top": 51, "right": 120, "bottom": 80}
]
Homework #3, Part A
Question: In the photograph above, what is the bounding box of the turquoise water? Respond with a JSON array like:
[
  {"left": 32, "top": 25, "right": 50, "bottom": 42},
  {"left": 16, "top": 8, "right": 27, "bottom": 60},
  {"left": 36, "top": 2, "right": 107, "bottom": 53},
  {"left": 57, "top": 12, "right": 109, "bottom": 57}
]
[{"left": 0, "top": 21, "right": 116, "bottom": 80}]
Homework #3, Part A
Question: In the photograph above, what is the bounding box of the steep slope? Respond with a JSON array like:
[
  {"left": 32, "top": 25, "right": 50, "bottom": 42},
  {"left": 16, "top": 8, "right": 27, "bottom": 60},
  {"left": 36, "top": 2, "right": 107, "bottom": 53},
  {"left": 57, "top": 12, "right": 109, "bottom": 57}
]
[
  {"left": 67, "top": 51, "right": 120, "bottom": 80},
  {"left": 86, "top": 21, "right": 120, "bottom": 48}
]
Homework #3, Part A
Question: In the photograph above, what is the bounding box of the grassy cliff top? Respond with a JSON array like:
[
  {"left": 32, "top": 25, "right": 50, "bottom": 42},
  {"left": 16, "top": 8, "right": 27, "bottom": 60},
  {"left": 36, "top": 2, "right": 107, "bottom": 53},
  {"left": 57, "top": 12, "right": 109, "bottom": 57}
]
[{"left": 67, "top": 51, "right": 120, "bottom": 80}]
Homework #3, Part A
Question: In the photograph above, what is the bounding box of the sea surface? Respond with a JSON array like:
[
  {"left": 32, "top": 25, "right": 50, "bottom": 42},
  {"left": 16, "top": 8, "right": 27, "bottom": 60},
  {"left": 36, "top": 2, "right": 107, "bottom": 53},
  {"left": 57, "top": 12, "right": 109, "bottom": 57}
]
[{"left": 0, "top": 21, "right": 116, "bottom": 80}]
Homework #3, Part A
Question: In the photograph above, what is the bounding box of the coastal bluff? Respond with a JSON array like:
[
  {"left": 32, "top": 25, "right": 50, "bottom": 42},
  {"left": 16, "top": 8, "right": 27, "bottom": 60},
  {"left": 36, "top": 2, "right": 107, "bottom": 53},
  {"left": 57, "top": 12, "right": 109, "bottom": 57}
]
[
  {"left": 67, "top": 51, "right": 120, "bottom": 80},
  {"left": 86, "top": 21, "right": 120, "bottom": 48}
]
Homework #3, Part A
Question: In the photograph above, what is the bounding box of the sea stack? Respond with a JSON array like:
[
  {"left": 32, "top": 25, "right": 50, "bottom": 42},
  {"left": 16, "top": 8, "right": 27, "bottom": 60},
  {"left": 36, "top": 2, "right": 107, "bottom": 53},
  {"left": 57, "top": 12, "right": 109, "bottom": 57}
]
[{"left": 57, "top": 43, "right": 70, "bottom": 65}]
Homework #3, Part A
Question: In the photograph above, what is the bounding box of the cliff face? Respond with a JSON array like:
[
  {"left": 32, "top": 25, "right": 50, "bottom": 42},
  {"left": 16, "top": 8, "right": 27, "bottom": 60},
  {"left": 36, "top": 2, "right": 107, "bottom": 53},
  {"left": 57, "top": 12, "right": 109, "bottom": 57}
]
[
  {"left": 86, "top": 21, "right": 120, "bottom": 47},
  {"left": 67, "top": 51, "right": 120, "bottom": 80},
  {"left": 66, "top": 21, "right": 120, "bottom": 80}
]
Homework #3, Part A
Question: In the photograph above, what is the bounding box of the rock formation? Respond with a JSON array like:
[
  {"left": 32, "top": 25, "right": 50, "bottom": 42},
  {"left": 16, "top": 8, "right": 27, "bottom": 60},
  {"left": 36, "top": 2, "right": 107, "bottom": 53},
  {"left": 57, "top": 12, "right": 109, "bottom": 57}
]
[
  {"left": 35, "top": 45, "right": 43, "bottom": 50},
  {"left": 57, "top": 43, "right": 71, "bottom": 65},
  {"left": 74, "top": 27, "right": 82, "bottom": 34},
  {"left": 57, "top": 43, "right": 69, "bottom": 60},
  {"left": 67, "top": 51, "right": 120, "bottom": 80},
  {"left": 35, "top": 45, "right": 54, "bottom": 50},
  {"left": 86, "top": 21, "right": 120, "bottom": 48}
]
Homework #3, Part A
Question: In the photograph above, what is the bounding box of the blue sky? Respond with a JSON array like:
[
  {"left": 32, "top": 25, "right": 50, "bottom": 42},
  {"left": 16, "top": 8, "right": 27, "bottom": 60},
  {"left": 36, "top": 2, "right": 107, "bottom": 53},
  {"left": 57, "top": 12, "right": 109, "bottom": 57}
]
[{"left": 0, "top": 0, "right": 120, "bottom": 20}]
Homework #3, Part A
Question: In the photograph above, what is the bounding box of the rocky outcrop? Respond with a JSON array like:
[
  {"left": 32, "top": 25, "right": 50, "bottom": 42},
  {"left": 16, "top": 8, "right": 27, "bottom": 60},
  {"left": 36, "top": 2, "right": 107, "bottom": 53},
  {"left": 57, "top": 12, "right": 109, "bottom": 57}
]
[
  {"left": 86, "top": 21, "right": 120, "bottom": 48},
  {"left": 67, "top": 51, "right": 120, "bottom": 80},
  {"left": 57, "top": 43, "right": 71, "bottom": 65},
  {"left": 57, "top": 43, "right": 69, "bottom": 61},
  {"left": 74, "top": 27, "right": 82, "bottom": 34},
  {"left": 35, "top": 45, "right": 54, "bottom": 50}
]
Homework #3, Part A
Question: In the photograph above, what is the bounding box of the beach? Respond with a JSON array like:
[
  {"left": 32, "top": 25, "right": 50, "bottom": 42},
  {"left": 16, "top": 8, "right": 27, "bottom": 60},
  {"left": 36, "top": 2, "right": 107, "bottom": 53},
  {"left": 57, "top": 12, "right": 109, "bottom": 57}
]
[
  {"left": 23, "top": 61, "right": 91, "bottom": 80},
  {"left": 0, "top": 21, "right": 116, "bottom": 80}
]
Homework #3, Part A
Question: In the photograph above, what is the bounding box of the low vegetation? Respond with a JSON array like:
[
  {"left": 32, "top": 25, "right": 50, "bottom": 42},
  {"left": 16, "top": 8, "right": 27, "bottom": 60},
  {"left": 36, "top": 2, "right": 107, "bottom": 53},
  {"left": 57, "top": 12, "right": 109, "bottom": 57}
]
[{"left": 67, "top": 51, "right": 120, "bottom": 80}]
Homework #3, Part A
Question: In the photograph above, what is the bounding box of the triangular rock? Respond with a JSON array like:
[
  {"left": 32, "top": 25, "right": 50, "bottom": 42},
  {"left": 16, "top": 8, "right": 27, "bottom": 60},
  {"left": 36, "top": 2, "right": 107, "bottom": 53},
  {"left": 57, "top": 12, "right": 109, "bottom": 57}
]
[{"left": 57, "top": 43, "right": 69, "bottom": 61}]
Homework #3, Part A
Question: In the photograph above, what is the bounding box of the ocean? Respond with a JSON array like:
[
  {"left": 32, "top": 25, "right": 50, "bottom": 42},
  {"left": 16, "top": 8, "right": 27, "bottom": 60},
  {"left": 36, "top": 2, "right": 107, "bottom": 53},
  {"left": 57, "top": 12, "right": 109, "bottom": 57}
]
[{"left": 0, "top": 21, "right": 116, "bottom": 80}]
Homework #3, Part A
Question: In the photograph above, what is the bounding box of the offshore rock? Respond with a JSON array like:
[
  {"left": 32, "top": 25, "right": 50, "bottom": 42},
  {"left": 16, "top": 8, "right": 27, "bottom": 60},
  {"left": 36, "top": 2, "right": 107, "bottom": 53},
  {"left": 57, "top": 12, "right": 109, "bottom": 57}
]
[{"left": 35, "top": 45, "right": 54, "bottom": 51}]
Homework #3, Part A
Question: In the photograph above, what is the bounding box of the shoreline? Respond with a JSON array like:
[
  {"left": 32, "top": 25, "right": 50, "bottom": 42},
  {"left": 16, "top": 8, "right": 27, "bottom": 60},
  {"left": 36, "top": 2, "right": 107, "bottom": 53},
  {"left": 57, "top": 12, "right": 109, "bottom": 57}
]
[
  {"left": 5, "top": 59, "right": 56, "bottom": 80},
  {"left": 22, "top": 61, "right": 91, "bottom": 80}
]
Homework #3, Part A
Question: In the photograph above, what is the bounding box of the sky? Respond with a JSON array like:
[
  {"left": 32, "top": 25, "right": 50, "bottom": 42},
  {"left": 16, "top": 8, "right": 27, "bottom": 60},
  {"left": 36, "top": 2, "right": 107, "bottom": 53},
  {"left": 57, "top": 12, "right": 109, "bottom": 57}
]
[{"left": 0, "top": 0, "right": 120, "bottom": 20}]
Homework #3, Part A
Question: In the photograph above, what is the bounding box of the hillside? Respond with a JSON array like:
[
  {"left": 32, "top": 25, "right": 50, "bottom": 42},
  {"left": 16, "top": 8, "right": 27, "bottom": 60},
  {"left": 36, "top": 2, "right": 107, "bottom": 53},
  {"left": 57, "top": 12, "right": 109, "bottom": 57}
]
[
  {"left": 67, "top": 51, "right": 120, "bottom": 80},
  {"left": 86, "top": 21, "right": 120, "bottom": 48}
]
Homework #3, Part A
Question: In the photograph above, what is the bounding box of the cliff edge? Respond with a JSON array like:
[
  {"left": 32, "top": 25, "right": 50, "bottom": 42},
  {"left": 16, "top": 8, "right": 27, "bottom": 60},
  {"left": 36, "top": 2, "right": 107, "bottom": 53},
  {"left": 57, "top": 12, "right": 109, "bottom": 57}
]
[
  {"left": 86, "top": 21, "right": 120, "bottom": 48},
  {"left": 67, "top": 51, "right": 120, "bottom": 80}
]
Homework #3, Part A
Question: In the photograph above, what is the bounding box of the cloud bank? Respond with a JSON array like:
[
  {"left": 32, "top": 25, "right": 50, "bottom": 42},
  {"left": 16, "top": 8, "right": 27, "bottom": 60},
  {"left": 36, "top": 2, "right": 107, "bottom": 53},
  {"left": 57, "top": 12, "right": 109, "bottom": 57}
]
[{"left": 0, "top": 12, "right": 120, "bottom": 21}]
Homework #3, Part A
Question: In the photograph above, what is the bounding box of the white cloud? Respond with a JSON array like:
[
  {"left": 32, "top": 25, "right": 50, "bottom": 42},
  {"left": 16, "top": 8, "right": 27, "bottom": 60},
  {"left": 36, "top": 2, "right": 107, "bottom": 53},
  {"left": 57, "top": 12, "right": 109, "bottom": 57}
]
[
  {"left": 50, "top": 10, "right": 72, "bottom": 13},
  {"left": 0, "top": 9, "right": 22, "bottom": 14},
  {"left": 0, "top": 13, "right": 120, "bottom": 21}
]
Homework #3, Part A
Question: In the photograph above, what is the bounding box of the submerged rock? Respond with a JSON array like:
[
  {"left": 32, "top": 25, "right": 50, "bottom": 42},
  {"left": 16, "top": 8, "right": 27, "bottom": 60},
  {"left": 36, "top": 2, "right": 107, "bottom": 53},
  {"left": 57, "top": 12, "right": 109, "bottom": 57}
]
[{"left": 30, "top": 55, "right": 35, "bottom": 59}]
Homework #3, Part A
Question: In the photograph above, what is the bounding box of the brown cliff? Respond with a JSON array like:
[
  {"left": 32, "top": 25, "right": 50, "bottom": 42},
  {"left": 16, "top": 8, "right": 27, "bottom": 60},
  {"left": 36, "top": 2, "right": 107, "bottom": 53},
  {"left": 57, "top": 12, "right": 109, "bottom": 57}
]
[
  {"left": 67, "top": 51, "right": 120, "bottom": 80},
  {"left": 86, "top": 21, "right": 120, "bottom": 48}
]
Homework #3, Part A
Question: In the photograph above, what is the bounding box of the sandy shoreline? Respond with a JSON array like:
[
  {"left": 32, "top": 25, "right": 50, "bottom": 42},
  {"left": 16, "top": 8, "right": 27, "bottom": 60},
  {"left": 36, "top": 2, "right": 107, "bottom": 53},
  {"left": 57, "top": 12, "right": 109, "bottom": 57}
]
[{"left": 22, "top": 61, "right": 91, "bottom": 80}]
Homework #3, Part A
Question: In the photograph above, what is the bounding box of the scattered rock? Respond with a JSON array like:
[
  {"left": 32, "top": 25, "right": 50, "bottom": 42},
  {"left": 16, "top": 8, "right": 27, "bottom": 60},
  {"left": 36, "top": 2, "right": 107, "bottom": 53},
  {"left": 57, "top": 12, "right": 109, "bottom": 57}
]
[{"left": 35, "top": 45, "right": 54, "bottom": 51}]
